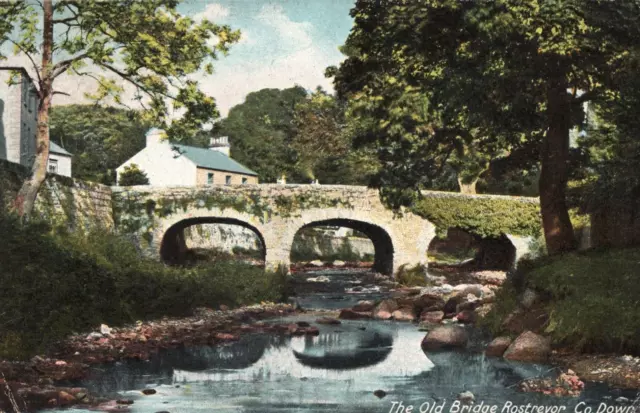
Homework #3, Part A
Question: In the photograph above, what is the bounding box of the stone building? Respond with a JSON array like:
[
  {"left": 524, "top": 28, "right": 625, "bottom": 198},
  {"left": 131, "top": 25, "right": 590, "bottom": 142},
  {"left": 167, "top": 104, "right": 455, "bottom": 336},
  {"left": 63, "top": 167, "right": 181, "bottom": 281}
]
[
  {"left": 0, "top": 67, "right": 73, "bottom": 177},
  {"left": 0, "top": 67, "right": 38, "bottom": 168},
  {"left": 116, "top": 128, "right": 258, "bottom": 186}
]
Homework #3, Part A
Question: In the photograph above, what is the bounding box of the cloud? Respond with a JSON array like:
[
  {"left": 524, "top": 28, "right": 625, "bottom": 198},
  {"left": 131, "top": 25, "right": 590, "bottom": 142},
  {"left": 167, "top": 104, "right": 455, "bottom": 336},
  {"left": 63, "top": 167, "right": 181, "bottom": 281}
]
[
  {"left": 256, "top": 4, "right": 314, "bottom": 48},
  {"left": 193, "top": 3, "right": 230, "bottom": 22}
]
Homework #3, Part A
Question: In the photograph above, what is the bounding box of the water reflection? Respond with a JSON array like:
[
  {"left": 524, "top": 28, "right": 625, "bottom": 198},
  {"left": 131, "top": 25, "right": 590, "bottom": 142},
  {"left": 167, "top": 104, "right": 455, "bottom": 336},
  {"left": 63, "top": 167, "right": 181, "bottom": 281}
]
[
  {"left": 293, "top": 329, "right": 393, "bottom": 369},
  {"left": 65, "top": 318, "right": 636, "bottom": 413}
]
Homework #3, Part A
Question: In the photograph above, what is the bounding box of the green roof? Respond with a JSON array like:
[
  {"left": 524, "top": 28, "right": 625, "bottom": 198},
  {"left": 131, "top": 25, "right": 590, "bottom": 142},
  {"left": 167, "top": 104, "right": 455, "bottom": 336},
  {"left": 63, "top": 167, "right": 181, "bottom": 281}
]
[
  {"left": 171, "top": 144, "right": 258, "bottom": 176},
  {"left": 50, "top": 141, "right": 72, "bottom": 156}
]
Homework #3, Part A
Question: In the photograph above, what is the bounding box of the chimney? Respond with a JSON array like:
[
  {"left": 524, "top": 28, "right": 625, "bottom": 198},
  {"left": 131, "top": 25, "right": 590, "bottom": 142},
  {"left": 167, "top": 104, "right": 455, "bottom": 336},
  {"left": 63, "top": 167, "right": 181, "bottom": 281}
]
[
  {"left": 209, "top": 136, "right": 230, "bottom": 156},
  {"left": 146, "top": 128, "right": 165, "bottom": 147}
]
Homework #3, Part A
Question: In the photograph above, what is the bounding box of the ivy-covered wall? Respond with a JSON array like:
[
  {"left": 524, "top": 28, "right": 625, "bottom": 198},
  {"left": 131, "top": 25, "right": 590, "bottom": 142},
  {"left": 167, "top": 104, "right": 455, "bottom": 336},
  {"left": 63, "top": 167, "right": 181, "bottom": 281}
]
[
  {"left": 111, "top": 185, "right": 355, "bottom": 243},
  {"left": 412, "top": 191, "right": 541, "bottom": 238},
  {"left": 0, "top": 159, "right": 113, "bottom": 230}
]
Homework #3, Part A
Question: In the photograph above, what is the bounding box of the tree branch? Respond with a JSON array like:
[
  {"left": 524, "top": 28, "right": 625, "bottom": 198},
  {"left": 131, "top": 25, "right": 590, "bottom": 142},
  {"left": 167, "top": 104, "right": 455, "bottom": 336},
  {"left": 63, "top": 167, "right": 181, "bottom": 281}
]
[
  {"left": 6, "top": 38, "right": 42, "bottom": 91},
  {"left": 51, "top": 52, "right": 90, "bottom": 79}
]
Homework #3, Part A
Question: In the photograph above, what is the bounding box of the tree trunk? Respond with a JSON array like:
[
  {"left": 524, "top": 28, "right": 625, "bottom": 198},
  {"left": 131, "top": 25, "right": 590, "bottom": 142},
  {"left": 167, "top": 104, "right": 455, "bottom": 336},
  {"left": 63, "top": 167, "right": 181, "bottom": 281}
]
[
  {"left": 457, "top": 176, "right": 478, "bottom": 194},
  {"left": 13, "top": 0, "right": 53, "bottom": 221},
  {"left": 539, "top": 73, "right": 576, "bottom": 254}
]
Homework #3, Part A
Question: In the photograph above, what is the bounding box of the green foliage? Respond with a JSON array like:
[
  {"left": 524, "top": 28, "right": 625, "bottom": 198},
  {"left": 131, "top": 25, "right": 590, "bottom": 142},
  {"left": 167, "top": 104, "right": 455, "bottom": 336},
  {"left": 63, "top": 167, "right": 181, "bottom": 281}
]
[
  {"left": 290, "top": 87, "right": 379, "bottom": 185},
  {"left": 330, "top": 0, "right": 640, "bottom": 251},
  {"left": 0, "top": 214, "right": 289, "bottom": 359},
  {"left": 412, "top": 195, "right": 541, "bottom": 238},
  {"left": 118, "top": 163, "right": 150, "bottom": 186},
  {"left": 478, "top": 280, "right": 520, "bottom": 335},
  {"left": 214, "top": 87, "right": 308, "bottom": 183},
  {"left": 395, "top": 264, "right": 429, "bottom": 287},
  {"left": 49, "top": 105, "right": 151, "bottom": 184},
  {"left": 0, "top": 0, "right": 241, "bottom": 146},
  {"left": 524, "top": 248, "right": 640, "bottom": 352}
]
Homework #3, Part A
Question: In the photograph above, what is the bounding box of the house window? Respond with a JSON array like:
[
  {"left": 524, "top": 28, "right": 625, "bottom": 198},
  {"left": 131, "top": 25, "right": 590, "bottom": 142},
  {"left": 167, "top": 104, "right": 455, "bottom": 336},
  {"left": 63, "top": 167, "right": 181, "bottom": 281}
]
[
  {"left": 242, "top": 177, "right": 248, "bottom": 184},
  {"left": 225, "top": 175, "right": 232, "bottom": 185},
  {"left": 48, "top": 159, "right": 58, "bottom": 174},
  {"left": 207, "top": 172, "right": 214, "bottom": 184}
]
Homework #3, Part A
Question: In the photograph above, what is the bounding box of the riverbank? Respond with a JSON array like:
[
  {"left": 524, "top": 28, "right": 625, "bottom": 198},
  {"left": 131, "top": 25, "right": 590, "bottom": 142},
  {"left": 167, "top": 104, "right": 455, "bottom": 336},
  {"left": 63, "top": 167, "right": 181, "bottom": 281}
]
[{"left": 0, "top": 302, "right": 305, "bottom": 412}]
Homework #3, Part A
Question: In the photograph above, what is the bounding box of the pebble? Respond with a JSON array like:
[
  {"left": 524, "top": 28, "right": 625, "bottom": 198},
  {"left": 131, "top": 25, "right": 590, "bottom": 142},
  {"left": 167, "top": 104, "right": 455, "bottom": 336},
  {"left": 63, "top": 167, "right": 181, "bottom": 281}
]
[
  {"left": 458, "top": 391, "right": 475, "bottom": 404},
  {"left": 373, "top": 390, "right": 387, "bottom": 398}
]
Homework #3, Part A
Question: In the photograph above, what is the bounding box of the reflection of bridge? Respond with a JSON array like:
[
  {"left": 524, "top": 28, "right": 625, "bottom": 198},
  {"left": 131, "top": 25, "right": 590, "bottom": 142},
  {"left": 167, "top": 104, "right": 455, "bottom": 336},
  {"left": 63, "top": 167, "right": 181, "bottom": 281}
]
[{"left": 112, "top": 184, "right": 537, "bottom": 275}]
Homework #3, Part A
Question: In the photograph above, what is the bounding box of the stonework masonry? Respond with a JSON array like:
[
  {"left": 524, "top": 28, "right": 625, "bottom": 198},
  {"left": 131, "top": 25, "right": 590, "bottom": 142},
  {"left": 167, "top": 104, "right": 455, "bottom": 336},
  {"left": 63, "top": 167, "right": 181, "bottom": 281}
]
[
  {"left": 111, "top": 184, "right": 538, "bottom": 275},
  {"left": 0, "top": 160, "right": 113, "bottom": 230}
]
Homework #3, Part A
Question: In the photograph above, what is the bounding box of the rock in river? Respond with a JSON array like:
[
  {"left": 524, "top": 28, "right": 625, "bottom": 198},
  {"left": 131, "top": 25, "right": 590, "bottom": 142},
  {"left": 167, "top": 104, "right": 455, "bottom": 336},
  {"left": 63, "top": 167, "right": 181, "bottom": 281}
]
[
  {"left": 421, "top": 326, "right": 469, "bottom": 351},
  {"left": 503, "top": 331, "right": 551, "bottom": 362},
  {"left": 485, "top": 336, "right": 512, "bottom": 357}
]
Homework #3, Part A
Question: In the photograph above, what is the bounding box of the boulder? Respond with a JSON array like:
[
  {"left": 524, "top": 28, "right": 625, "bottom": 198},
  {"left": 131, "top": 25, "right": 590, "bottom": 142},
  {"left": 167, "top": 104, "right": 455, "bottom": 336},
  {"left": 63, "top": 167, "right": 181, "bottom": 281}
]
[
  {"left": 458, "top": 391, "right": 475, "bottom": 405},
  {"left": 470, "top": 270, "right": 507, "bottom": 286},
  {"left": 414, "top": 293, "right": 446, "bottom": 313},
  {"left": 485, "top": 336, "right": 512, "bottom": 357},
  {"left": 373, "top": 299, "right": 398, "bottom": 320},
  {"left": 315, "top": 317, "right": 341, "bottom": 325},
  {"left": 308, "top": 260, "right": 324, "bottom": 267},
  {"left": 420, "top": 310, "right": 444, "bottom": 325},
  {"left": 392, "top": 307, "right": 415, "bottom": 322},
  {"left": 455, "top": 310, "right": 476, "bottom": 324},
  {"left": 332, "top": 260, "right": 346, "bottom": 267},
  {"left": 421, "top": 326, "right": 469, "bottom": 351},
  {"left": 501, "top": 308, "right": 549, "bottom": 334},
  {"left": 352, "top": 300, "right": 376, "bottom": 312},
  {"left": 339, "top": 309, "right": 372, "bottom": 320},
  {"left": 453, "top": 284, "right": 484, "bottom": 298},
  {"left": 503, "top": 331, "right": 551, "bottom": 362}
]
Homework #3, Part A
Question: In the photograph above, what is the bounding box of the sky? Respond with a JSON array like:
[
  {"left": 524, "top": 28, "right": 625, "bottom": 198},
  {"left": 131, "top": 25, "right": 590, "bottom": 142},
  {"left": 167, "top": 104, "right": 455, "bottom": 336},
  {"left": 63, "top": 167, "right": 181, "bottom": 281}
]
[{"left": 3, "top": 0, "right": 355, "bottom": 117}]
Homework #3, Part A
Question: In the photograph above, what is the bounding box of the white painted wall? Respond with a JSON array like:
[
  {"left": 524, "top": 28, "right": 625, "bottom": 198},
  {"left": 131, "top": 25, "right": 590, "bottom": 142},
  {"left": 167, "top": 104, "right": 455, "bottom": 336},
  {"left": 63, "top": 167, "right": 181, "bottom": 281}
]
[
  {"left": 116, "top": 143, "right": 197, "bottom": 186},
  {"left": 48, "top": 153, "right": 72, "bottom": 177}
]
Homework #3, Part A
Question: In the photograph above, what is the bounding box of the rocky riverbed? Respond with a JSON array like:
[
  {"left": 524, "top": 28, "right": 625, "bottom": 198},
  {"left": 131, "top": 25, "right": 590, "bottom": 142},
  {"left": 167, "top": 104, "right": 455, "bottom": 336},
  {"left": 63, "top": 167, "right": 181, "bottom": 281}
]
[{"left": 1, "top": 267, "right": 639, "bottom": 413}]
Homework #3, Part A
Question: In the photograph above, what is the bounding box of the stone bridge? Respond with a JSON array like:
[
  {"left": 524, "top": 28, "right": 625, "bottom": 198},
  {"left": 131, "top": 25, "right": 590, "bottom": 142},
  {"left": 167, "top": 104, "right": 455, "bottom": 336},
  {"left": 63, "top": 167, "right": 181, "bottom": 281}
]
[{"left": 111, "top": 184, "right": 540, "bottom": 275}]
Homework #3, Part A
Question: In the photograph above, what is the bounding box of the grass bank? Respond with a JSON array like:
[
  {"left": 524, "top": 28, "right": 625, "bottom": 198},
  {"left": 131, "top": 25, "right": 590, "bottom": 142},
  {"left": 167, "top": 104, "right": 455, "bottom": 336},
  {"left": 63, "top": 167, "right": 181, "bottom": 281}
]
[
  {"left": 483, "top": 247, "right": 640, "bottom": 354},
  {"left": 0, "top": 214, "right": 291, "bottom": 360}
]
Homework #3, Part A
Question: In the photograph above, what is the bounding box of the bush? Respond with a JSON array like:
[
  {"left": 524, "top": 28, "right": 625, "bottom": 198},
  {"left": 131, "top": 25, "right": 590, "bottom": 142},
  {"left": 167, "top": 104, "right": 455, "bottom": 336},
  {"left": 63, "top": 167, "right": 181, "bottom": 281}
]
[
  {"left": 484, "top": 247, "right": 640, "bottom": 353},
  {"left": 0, "top": 214, "right": 290, "bottom": 359},
  {"left": 395, "top": 264, "right": 429, "bottom": 287},
  {"left": 118, "top": 163, "right": 149, "bottom": 186}
]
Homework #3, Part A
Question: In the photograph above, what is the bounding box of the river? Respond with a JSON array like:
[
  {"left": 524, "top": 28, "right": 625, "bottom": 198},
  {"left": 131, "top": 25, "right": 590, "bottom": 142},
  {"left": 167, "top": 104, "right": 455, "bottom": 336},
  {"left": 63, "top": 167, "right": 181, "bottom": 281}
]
[{"left": 61, "top": 269, "right": 636, "bottom": 413}]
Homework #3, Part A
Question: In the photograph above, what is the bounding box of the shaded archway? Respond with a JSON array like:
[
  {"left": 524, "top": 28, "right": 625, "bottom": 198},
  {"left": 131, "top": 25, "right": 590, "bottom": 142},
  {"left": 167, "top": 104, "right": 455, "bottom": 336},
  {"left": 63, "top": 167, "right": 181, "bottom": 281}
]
[
  {"left": 427, "top": 228, "right": 516, "bottom": 271},
  {"left": 290, "top": 218, "right": 394, "bottom": 275},
  {"left": 160, "top": 217, "right": 266, "bottom": 266}
]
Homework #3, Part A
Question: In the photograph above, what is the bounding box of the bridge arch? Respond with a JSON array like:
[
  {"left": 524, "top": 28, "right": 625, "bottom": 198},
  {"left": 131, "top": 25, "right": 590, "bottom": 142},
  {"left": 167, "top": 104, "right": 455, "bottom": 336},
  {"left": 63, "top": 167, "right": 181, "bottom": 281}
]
[
  {"left": 154, "top": 207, "right": 270, "bottom": 266},
  {"left": 290, "top": 218, "right": 395, "bottom": 274}
]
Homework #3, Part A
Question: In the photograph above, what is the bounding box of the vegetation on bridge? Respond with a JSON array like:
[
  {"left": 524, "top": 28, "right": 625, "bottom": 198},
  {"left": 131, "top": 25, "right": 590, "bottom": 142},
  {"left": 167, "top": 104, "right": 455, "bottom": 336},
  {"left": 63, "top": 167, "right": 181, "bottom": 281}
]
[
  {"left": 412, "top": 194, "right": 541, "bottom": 238},
  {"left": 113, "top": 188, "right": 354, "bottom": 245}
]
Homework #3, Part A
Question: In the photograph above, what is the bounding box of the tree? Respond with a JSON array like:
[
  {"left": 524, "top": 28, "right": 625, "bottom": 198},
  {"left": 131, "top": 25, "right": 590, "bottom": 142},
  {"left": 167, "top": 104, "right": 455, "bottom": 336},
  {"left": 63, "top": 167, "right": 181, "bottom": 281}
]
[
  {"left": 214, "top": 87, "right": 308, "bottom": 183},
  {"left": 330, "top": 0, "right": 640, "bottom": 254},
  {"left": 0, "top": 0, "right": 240, "bottom": 219},
  {"left": 289, "top": 87, "right": 379, "bottom": 185},
  {"left": 50, "top": 105, "right": 150, "bottom": 184},
  {"left": 118, "top": 163, "right": 149, "bottom": 186}
]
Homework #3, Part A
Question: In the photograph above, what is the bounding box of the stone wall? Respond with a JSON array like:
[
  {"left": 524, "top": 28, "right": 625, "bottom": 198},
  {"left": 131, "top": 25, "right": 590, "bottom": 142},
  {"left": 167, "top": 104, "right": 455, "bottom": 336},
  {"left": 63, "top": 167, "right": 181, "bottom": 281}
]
[
  {"left": 112, "top": 184, "right": 437, "bottom": 274},
  {"left": 0, "top": 159, "right": 113, "bottom": 230}
]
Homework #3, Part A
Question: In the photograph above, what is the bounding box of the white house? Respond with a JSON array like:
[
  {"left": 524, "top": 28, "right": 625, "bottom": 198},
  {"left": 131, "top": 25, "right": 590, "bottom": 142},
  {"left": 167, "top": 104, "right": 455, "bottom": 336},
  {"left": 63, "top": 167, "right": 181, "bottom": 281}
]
[
  {"left": 116, "top": 128, "right": 258, "bottom": 186},
  {"left": 48, "top": 141, "right": 72, "bottom": 177}
]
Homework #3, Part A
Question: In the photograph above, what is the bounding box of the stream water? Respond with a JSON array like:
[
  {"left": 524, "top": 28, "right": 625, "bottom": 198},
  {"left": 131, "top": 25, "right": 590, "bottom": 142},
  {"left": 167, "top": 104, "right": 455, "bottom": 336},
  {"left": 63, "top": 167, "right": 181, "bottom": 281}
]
[{"left": 63, "top": 269, "right": 636, "bottom": 413}]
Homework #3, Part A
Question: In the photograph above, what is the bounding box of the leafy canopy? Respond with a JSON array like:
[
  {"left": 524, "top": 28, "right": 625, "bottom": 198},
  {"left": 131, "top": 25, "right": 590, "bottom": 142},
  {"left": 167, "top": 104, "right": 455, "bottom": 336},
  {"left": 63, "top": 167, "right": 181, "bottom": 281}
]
[{"left": 0, "top": 0, "right": 241, "bottom": 138}]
